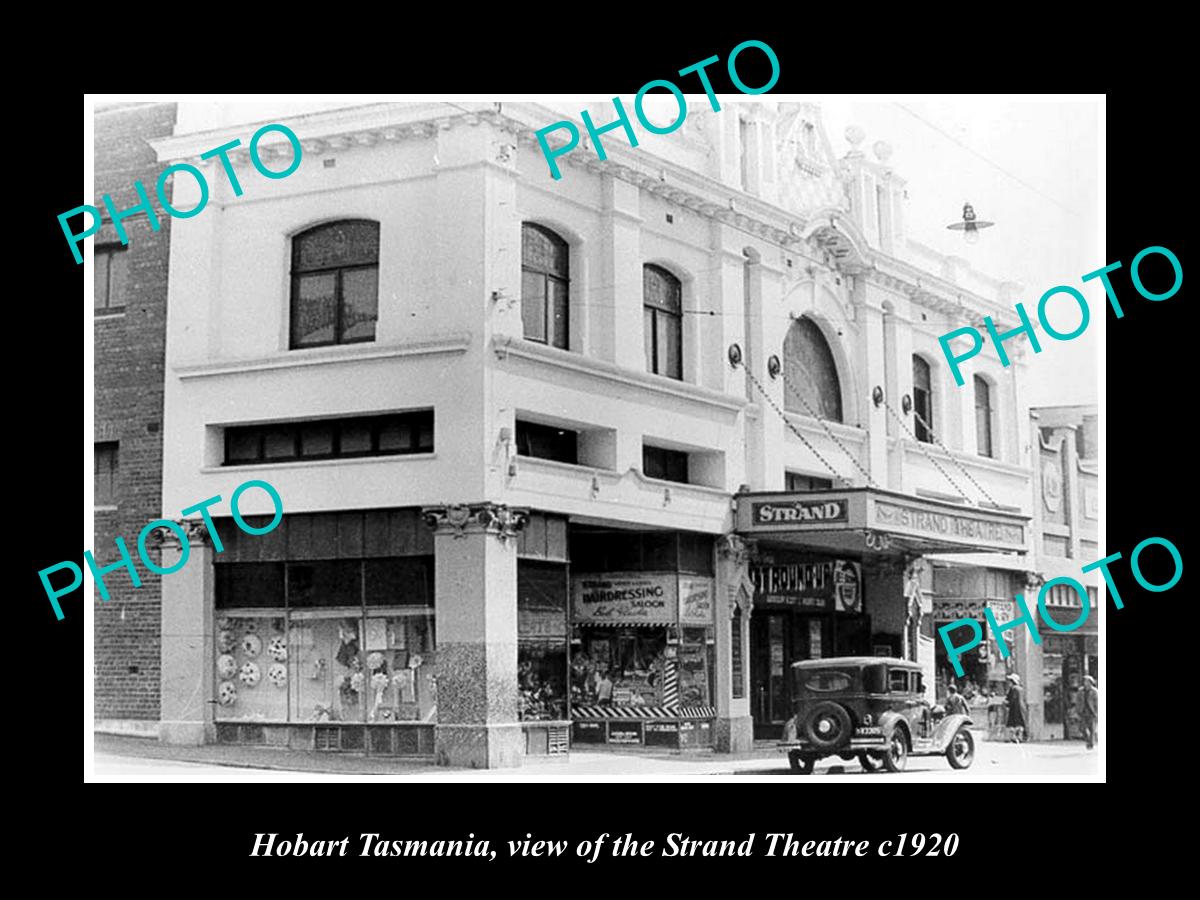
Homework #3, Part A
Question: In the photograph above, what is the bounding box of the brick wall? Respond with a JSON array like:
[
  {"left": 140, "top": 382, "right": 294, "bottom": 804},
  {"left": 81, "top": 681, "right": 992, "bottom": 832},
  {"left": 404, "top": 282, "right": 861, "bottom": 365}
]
[{"left": 94, "top": 102, "right": 176, "bottom": 721}]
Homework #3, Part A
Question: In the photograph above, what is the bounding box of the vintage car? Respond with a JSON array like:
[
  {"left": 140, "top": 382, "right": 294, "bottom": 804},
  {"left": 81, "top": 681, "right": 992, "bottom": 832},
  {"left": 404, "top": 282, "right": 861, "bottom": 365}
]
[{"left": 778, "top": 657, "right": 975, "bottom": 774}]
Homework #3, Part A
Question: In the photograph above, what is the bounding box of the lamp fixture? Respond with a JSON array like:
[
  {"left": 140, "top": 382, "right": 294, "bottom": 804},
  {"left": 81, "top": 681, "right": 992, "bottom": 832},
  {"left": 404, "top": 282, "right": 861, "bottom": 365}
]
[{"left": 946, "top": 202, "right": 994, "bottom": 245}]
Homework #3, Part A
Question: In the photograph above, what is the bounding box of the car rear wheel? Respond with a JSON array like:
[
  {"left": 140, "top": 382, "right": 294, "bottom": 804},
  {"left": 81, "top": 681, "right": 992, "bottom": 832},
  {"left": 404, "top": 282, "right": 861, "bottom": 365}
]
[
  {"left": 858, "top": 752, "right": 880, "bottom": 772},
  {"left": 788, "top": 750, "right": 815, "bottom": 775},
  {"left": 946, "top": 727, "right": 975, "bottom": 769},
  {"left": 882, "top": 730, "right": 908, "bottom": 772},
  {"left": 803, "top": 701, "right": 853, "bottom": 750}
]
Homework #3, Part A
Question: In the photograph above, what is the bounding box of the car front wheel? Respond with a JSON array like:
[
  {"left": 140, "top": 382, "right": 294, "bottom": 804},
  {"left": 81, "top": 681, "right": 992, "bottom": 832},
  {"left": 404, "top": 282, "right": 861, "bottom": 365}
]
[
  {"left": 788, "top": 750, "right": 815, "bottom": 775},
  {"left": 946, "top": 727, "right": 975, "bottom": 769},
  {"left": 882, "top": 731, "right": 908, "bottom": 772}
]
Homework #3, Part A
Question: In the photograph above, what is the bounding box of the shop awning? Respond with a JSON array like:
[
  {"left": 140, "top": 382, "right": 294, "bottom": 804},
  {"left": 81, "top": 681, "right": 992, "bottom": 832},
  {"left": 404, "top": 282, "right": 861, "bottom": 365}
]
[{"left": 734, "top": 488, "right": 1028, "bottom": 556}]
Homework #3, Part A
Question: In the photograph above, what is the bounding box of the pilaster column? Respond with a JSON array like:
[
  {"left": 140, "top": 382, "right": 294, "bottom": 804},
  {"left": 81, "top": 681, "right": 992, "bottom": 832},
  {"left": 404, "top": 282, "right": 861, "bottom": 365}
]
[
  {"left": 423, "top": 503, "right": 528, "bottom": 768},
  {"left": 714, "top": 534, "right": 756, "bottom": 752},
  {"left": 158, "top": 519, "right": 216, "bottom": 745}
]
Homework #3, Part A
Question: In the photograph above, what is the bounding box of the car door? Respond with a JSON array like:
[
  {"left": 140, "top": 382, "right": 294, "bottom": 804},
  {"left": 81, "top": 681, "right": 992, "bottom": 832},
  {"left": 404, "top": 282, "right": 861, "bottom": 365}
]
[{"left": 908, "top": 671, "right": 933, "bottom": 746}]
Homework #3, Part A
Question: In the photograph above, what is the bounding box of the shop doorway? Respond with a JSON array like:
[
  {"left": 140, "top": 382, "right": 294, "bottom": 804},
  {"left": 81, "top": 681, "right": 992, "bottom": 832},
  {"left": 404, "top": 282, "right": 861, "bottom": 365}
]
[{"left": 751, "top": 611, "right": 846, "bottom": 739}]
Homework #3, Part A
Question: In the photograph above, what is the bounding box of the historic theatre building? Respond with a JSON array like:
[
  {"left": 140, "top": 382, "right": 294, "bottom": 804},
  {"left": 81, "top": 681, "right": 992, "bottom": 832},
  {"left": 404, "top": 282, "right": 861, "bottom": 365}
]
[{"left": 150, "top": 99, "right": 1034, "bottom": 766}]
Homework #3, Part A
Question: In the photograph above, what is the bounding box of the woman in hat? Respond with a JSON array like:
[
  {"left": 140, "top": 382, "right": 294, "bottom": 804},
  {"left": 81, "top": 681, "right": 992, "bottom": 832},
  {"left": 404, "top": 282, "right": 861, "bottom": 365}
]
[{"left": 1005, "top": 673, "right": 1028, "bottom": 743}]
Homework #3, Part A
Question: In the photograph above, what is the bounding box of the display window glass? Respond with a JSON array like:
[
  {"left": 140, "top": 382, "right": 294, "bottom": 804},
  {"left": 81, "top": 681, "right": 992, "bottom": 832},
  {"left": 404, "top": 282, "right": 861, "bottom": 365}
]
[
  {"left": 678, "top": 627, "right": 714, "bottom": 707},
  {"left": 571, "top": 627, "right": 668, "bottom": 707},
  {"left": 518, "top": 562, "right": 568, "bottom": 721},
  {"left": 214, "top": 559, "right": 435, "bottom": 724},
  {"left": 214, "top": 614, "right": 290, "bottom": 721}
]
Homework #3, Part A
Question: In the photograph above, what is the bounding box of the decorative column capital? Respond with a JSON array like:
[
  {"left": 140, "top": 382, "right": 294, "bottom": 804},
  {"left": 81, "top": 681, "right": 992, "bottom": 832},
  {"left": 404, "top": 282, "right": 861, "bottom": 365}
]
[
  {"left": 147, "top": 518, "right": 214, "bottom": 550},
  {"left": 717, "top": 533, "right": 758, "bottom": 565},
  {"left": 1023, "top": 571, "right": 1047, "bottom": 593},
  {"left": 421, "top": 503, "right": 529, "bottom": 543}
]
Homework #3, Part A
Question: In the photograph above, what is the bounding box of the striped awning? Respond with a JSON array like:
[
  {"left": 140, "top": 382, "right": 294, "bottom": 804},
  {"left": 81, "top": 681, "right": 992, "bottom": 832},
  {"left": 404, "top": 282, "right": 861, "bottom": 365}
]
[{"left": 581, "top": 621, "right": 674, "bottom": 628}]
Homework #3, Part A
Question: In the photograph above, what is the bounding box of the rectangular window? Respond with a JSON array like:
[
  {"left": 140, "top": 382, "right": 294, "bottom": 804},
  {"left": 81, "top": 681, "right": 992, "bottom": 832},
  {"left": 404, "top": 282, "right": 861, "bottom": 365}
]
[
  {"left": 516, "top": 421, "right": 578, "bottom": 465},
  {"left": 94, "top": 244, "right": 129, "bottom": 312},
  {"left": 95, "top": 441, "right": 118, "bottom": 506},
  {"left": 785, "top": 472, "right": 834, "bottom": 492},
  {"left": 643, "top": 445, "right": 689, "bottom": 484},
  {"left": 224, "top": 412, "right": 434, "bottom": 465},
  {"left": 974, "top": 376, "right": 994, "bottom": 458},
  {"left": 213, "top": 557, "right": 436, "bottom": 726}
]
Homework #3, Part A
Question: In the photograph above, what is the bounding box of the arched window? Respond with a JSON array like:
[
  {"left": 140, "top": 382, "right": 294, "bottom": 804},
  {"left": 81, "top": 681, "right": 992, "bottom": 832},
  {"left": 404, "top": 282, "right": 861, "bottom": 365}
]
[
  {"left": 644, "top": 264, "right": 682, "bottom": 380},
  {"left": 783, "top": 317, "right": 842, "bottom": 422},
  {"left": 521, "top": 223, "right": 569, "bottom": 350},
  {"left": 912, "top": 355, "right": 933, "bottom": 443},
  {"left": 290, "top": 220, "right": 380, "bottom": 349},
  {"left": 974, "top": 375, "right": 994, "bottom": 458}
]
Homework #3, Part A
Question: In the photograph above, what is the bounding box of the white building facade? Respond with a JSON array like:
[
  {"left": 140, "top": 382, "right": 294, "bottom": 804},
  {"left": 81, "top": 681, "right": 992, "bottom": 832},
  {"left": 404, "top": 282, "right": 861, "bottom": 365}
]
[{"left": 153, "top": 100, "right": 1035, "bottom": 767}]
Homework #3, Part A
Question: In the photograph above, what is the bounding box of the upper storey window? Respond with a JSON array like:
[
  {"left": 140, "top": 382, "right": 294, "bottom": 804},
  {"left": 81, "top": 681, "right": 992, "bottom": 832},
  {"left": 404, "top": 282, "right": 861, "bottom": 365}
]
[
  {"left": 783, "top": 317, "right": 843, "bottom": 422},
  {"left": 521, "top": 223, "right": 569, "bottom": 350},
  {"left": 290, "top": 220, "right": 380, "bottom": 349},
  {"left": 912, "top": 355, "right": 933, "bottom": 443},
  {"left": 643, "top": 264, "right": 683, "bottom": 380}
]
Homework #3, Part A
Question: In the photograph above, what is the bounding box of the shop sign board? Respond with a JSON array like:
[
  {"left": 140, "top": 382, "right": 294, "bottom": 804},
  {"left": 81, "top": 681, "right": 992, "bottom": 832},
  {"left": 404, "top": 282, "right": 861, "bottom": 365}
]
[
  {"left": 571, "top": 573, "right": 677, "bottom": 625},
  {"left": 750, "top": 497, "right": 848, "bottom": 526},
  {"left": 751, "top": 559, "right": 861, "bottom": 611},
  {"left": 679, "top": 577, "right": 715, "bottom": 625},
  {"left": 608, "top": 722, "right": 644, "bottom": 745},
  {"left": 872, "top": 499, "right": 1025, "bottom": 551},
  {"left": 518, "top": 608, "right": 567, "bottom": 639}
]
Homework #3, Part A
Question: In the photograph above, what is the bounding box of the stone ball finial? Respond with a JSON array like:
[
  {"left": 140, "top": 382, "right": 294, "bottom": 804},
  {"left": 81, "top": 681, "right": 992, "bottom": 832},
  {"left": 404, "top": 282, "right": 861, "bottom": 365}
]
[
  {"left": 873, "top": 140, "right": 893, "bottom": 163},
  {"left": 845, "top": 125, "right": 866, "bottom": 147}
]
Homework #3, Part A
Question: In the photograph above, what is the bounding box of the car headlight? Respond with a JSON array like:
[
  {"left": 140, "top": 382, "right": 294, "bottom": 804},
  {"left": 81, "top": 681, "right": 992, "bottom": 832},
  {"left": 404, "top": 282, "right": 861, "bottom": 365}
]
[{"left": 862, "top": 713, "right": 873, "bottom": 726}]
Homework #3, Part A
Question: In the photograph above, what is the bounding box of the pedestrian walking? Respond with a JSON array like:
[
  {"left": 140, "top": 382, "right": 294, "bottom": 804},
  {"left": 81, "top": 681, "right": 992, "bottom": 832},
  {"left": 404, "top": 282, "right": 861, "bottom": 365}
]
[
  {"left": 944, "top": 682, "right": 970, "bottom": 717},
  {"left": 1081, "top": 675, "right": 1099, "bottom": 749},
  {"left": 1005, "top": 674, "right": 1028, "bottom": 743}
]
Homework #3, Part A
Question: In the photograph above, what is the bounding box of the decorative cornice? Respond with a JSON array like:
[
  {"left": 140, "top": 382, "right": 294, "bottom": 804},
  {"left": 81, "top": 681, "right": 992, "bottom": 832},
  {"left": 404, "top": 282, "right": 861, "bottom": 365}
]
[{"left": 421, "top": 503, "right": 529, "bottom": 542}]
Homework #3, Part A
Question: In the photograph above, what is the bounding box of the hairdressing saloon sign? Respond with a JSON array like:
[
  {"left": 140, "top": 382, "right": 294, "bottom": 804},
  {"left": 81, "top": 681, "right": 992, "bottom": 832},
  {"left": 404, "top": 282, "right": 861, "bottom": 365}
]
[{"left": 571, "top": 574, "right": 715, "bottom": 625}]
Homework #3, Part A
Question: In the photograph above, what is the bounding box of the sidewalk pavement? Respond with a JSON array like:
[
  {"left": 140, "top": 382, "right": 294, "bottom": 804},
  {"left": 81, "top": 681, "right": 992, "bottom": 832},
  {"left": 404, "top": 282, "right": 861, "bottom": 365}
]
[{"left": 93, "top": 729, "right": 1102, "bottom": 781}]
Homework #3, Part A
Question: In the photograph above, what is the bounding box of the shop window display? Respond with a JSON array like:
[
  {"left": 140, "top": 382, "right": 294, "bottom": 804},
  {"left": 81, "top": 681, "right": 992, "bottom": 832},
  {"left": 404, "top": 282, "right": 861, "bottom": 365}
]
[
  {"left": 214, "top": 559, "right": 435, "bottom": 725},
  {"left": 518, "top": 562, "right": 568, "bottom": 721},
  {"left": 571, "top": 628, "right": 669, "bottom": 707}
]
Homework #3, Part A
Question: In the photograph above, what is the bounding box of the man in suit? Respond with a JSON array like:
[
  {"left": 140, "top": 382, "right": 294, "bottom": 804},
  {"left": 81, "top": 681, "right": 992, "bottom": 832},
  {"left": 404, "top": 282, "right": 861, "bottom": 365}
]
[{"left": 1081, "top": 675, "right": 1099, "bottom": 750}]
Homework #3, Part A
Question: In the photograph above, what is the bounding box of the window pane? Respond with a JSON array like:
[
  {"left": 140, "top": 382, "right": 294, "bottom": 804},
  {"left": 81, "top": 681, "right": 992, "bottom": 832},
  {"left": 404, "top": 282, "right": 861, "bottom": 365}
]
[
  {"left": 644, "top": 307, "right": 656, "bottom": 373},
  {"left": 288, "top": 560, "right": 362, "bottom": 608},
  {"left": 339, "top": 421, "right": 373, "bottom": 455},
  {"left": 299, "top": 423, "right": 335, "bottom": 457},
  {"left": 416, "top": 417, "right": 434, "bottom": 452},
  {"left": 108, "top": 248, "right": 129, "bottom": 309},
  {"left": 784, "top": 317, "right": 843, "bottom": 421},
  {"left": 94, "top": 442, "right": 117, "bottom": 505},
  {"left": 365, "top": 558, "right": 432, "bottom": 606},
  {"left": 295, "top": 221, "right": 379, "bottom": 271},
  {"left": 522, "top": 270, "right": 547, "bottom": 342},
  {"left": 378, "top": 418, "right": 415, "bottom": 453},
  {"left": 550, "top": 277, "right": 569, "bottom": 350},
  {"left": 659, "top": 312, "right": 682, "bottom": 380},
  {"left": 522, "top": 224, "right": 568, "bottom": 277},
  {"left": 227, "top": 429, "right": 261, "bottom": 463},
  {"left": 340, "top": 267, "right": 378, "bottom": 342},
  {"left": 292, "top": 273, "right": 337, "bottom": 346},
  {"left": 215, "top": 563, "right": 285, "bottom": 609},
  {"left": 262, "top": 427, "right": 296, "bottom": 460},
  {"left": 94, "top": 251, "right": 111, "bottom": 309},
  {"left": 644, "top": 265, "right": 681, "bottom": 313}
]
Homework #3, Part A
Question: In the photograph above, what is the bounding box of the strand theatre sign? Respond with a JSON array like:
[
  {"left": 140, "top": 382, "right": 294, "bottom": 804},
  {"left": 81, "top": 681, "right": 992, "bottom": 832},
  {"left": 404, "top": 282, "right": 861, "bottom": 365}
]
[{"left": 736, "top": 488, "right": 1027, "bottom": 554}]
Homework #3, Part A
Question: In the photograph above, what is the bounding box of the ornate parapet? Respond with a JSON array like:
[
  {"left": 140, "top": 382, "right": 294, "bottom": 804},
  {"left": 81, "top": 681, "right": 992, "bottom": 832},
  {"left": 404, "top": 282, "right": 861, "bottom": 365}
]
[{"left": 421, "top": 503, "right": 529, "bottom": 543}]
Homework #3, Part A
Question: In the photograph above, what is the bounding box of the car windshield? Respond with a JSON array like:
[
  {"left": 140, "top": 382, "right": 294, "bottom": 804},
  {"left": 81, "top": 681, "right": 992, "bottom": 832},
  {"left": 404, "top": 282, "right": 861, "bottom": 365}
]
[{"left": 889, "top": 668, "right": 913, "bottom": 692}]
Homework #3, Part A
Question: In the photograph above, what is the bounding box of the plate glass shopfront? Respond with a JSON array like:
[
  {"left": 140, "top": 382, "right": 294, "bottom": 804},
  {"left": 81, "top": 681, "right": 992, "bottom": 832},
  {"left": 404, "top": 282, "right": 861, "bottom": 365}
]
[{"left": 569, "top": 572, "right": 716, "bottom": 748}]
